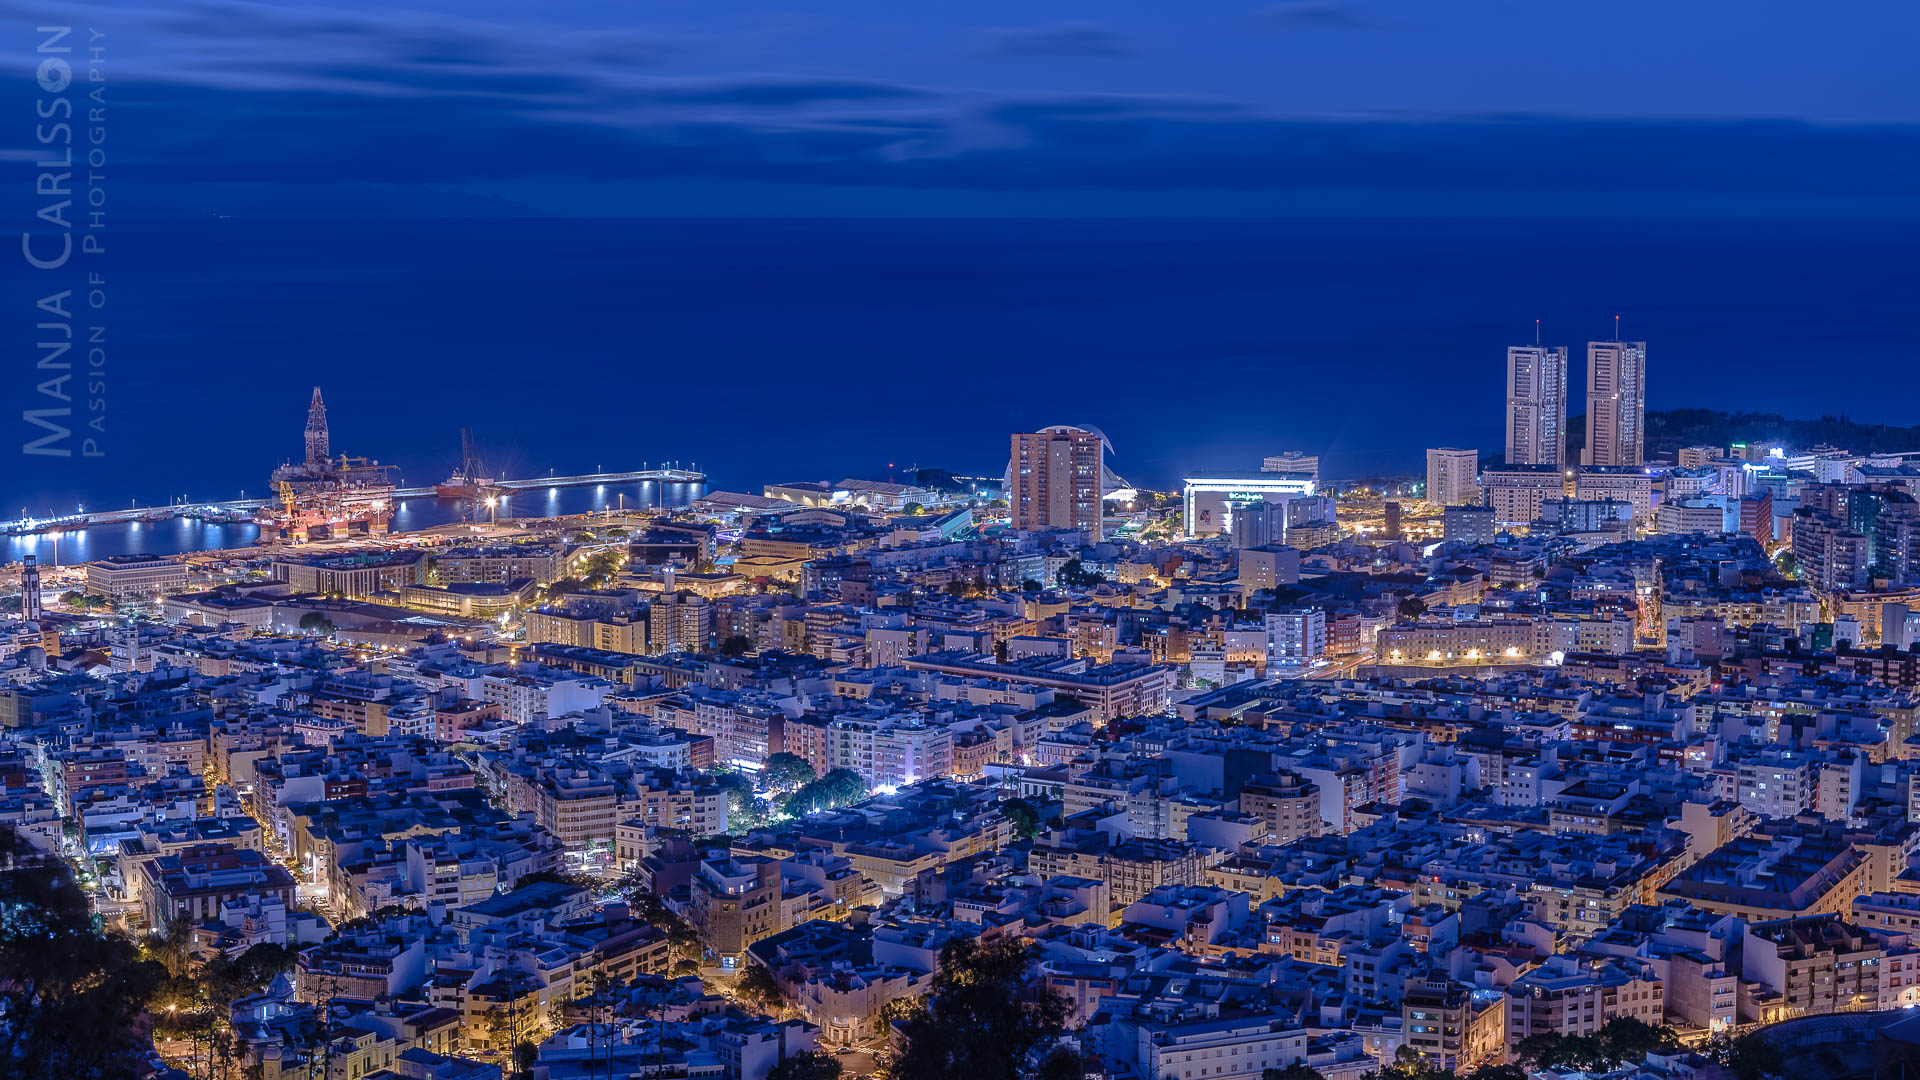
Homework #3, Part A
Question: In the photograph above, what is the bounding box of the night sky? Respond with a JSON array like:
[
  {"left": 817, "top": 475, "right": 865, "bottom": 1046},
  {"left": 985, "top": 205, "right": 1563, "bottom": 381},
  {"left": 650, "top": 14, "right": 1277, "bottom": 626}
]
[{"left": 4, "top": 1, "right": 1918, "bottom": 509}]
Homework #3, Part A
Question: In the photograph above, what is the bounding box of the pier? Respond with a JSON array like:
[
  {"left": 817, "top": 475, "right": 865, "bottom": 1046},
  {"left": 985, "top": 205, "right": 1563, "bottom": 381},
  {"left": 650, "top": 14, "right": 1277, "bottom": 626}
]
[{"left": 3, "top": 466, "right": 706, "bottom": 534}]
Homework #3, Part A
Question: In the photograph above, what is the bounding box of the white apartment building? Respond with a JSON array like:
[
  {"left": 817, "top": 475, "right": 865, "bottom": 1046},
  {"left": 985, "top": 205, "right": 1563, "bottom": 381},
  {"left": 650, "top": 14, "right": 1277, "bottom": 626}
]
[
  {"left": 1426, "top": 448, "right": 1481, "bottom": 507},
  {"left": 828, "top": 716, "right": 953, "bottom": 789},
  {"left": 1573, "top": 467, "right": 1654, "bottom": 522},
  {"left": 1482, "top": 466, "right": 1568, "bottom": 526},
  {"left": 1734, "top": 751, "right": 1816, "bottom": 819},
  {"left": 1506, "top": 345, "right": 1568, "bottom": 466},
  {"left": 1583, "top": 339, "right": 1648, "bottom": 467},
  {"left": 1264, "top": 607, "right": 1327, "bottom": 670}
]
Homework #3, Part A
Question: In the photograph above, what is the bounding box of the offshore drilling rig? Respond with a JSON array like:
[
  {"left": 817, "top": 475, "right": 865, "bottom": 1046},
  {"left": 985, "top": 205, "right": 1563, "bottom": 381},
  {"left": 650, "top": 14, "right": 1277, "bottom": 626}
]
[{"left": 257, "top": 387, "right": 398, "bottom": 541}]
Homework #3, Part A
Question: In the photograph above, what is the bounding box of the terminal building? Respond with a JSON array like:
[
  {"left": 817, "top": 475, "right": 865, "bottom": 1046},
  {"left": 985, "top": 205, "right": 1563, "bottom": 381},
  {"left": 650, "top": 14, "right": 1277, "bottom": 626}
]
[{"left": 86, "top": 555, "right": 188, "bottom": 606}]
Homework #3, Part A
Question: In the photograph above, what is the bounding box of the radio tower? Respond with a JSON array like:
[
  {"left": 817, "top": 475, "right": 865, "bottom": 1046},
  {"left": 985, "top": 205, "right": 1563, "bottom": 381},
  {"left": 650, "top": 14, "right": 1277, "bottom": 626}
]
[
  {"left": 304, "top": 387, "right": 330, "bottom": 467},
  {"left": 19, "top": 554, "right": 40, "bottom": 623}
]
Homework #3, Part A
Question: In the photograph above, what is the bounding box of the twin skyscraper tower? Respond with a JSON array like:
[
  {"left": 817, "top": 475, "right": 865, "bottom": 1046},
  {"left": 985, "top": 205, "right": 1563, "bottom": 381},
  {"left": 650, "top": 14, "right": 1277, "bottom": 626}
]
[{"left": 1504, "top": 333, "right": 1647, "bottom": 468}]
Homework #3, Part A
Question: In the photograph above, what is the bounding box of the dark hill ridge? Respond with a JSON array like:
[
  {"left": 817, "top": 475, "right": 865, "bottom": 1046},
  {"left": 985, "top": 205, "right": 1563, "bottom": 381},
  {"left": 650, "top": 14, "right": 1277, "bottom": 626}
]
[{"left": 1566, "top": 409, "right": 1920, "bottom": 461}]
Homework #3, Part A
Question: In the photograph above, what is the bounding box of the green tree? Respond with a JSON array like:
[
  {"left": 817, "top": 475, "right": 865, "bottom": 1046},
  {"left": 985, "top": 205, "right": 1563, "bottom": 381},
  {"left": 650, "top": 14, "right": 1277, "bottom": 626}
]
[
  {"left": 710, "top": 771, "right": 764, "bottom": 825},
  {"left": 768, "top": 1051, "right": 844, "bottom": 1080},
  {"left": 626, "top": 890, "right": 699, "bottom": 970},
  {"left": 878, "top": 994, "right": 926, "bottom": 1030},
  {"left": 1368, "top": 1045, "right": 1457, "bottom": 1080},
  {"left": 1707, "top": 1032, "right": 1785, "bottom": 1080},
  {"left": 1039, "top": 1044, "right": 1094, "bottom": 1080},
  {"left": 719, "top": 635, "right": 753, "bottom": 658},
  {"left": 889, "top": 935, "right": 1070, "bottom": 1080},
  {"left": 1021, "top": 579, "right": 1043, "bottom": 592},
  {"left": 781, "top": 768, "right": 868, "bottom": 818},
  {"left": 0, "top": 824, "right": 165, "bottom": 1079},
  {"left": 1511, "top": 1033, "right": 1563, "bottom": 1067},
  {"left": 1398, "top": 597, "right": 1428, "bottom": 619},
  {"left": 1057, "top": 560, "right": 1104, "bottom": 588},
  {"left": 735, "top": 963, "right": 788, "bottom": 1016},
  {"left": 902, "top": 502, "right": 925, "bottom": 516},
  {"left": 761, "top": 752, "right": 817, "bottom": 792},
  {"left": 513, "top": 869, "right": 600, "bottom": 891},
  {"left": 580, "top": 551, "right": 626, "bottom": 586},
  {"left": 1598, "top": 1016, "right": 1681, "bottom": 1057},
  {"left": 1262, "top": 1065, "right": 1326, "bottom": 1080},
  {"left": 1000, "top": 797, "right": 1043, "bottom": 840},
  {"left": 298, "top": 611, "right": 336, "bottom": 636}
]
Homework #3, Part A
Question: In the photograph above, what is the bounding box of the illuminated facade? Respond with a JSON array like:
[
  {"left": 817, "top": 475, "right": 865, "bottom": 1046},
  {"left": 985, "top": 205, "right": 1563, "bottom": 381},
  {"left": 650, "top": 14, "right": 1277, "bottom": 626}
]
[
  {"left": 1425, "top": 447, "right": 1480, "bottom": 507},
  {"left": 1506, "top": 345, "right": 1568, "bottom": 466},
  {"left": 1481, "top": 465, "right": 1568, "bottom": 526},
  {"left": 1584, "top": 339, "right": 1648, "bottom": 467},
  {"left": 1260, "top": 451, "right": 1319, "bottom": 481},
  {"left": 1011, "top": 426, "right": 1107, "bottom": 539},
  {"left": 1183, "top": 474, "right": 1317, "bottom": 537}
]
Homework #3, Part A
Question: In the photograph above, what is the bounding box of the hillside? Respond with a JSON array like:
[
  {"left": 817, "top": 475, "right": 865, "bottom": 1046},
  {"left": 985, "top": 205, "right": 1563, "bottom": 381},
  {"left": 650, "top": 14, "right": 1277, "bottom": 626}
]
[{"left": 1566, "top": 409, "right": 1920, "bottom": 461}]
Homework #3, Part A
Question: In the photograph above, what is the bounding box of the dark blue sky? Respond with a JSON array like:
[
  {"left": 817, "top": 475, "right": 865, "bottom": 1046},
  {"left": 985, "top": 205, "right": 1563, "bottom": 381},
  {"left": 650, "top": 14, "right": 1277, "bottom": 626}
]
[{"left": 6, "top": 0, "right": 1919, "bottom": 218}]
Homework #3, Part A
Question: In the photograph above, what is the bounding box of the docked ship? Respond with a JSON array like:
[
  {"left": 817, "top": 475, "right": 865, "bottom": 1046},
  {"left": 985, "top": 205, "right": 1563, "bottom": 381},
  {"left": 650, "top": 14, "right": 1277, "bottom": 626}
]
[
  {"left": 434, "top": 473, "right": 499, "bottom": 500},
  {"left": 434, "top": 428, "right": 499, "bottom": 499},
  {"left": 6, "top": 515, "right": 86, "bottom": 537}
]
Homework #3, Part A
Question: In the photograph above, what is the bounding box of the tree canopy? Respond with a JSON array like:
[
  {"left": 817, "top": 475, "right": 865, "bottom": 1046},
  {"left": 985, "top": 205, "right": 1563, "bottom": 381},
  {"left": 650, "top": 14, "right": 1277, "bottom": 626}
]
[
  {"left": 1706, "top": 1032, "right": 1786, "bottom": 1080},
  {"left": 735, "top": 963, "right": 788, "bottom": 1015},
  {"left": 0, "top": 825, "right": 165, "bottom": 1079},
  {"left": 708, "top": 771, "right": 767, "bottom": 826},
  {"left": 1513, "top": 1019, "right": 1683, "bottom": 1073},
  {"left": 1056, "top": 559, "right": 1104, "bottom": 588},
  {"left": 760, "top": 752, "right": 817, "bottom": 792},
  {"left": 888, "top": 935, "right": 1070, "bottom": 1080},
  {"left": 781, "top": 768, "right": 868, "bottom": 818},
  {"left": 1000, "top": 797, "right": 1043, "bottom": 839},
  {"left": 768, "top": 1051, "right": 843, "bottom": 1080}
]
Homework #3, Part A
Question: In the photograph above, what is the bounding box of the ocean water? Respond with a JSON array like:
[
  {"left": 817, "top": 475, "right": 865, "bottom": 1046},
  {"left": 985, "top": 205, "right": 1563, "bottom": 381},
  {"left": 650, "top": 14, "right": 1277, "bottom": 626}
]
[
  {"left": 4, "top": 217, "right": 1916, "bottom": 535},
  {"left": 1, "top": 481, "right": 706, "bottom": 565}
]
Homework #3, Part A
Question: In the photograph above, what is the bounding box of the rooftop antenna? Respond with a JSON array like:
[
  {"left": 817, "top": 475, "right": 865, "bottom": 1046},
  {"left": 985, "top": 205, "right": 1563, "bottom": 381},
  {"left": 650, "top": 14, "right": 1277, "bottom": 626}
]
[
  {"left": 1534, "top": 319, "right": 1541, "bottom": 346},
  {"left": 1614, "top": 314, "right": 1621, "bottom": 341}
]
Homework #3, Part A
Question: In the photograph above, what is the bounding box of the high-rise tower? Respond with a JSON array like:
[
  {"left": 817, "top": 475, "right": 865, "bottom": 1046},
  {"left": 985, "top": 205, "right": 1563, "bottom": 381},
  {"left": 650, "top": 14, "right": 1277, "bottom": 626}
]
[
  {"left": 20, "top": 554, "right": 41, "bottom": 623},
  {"left": 1583, "top": 338, "right": 1647, "bottom": 467},
  {"left": 1505, "top": 344, "right": 1568, "bottom": 466},
  {"left": 304, "top": 386, "right": 330, "bottom": 467},
  {"left": 1010, "top": 425, "right": 1106, "bottom": 539}
]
